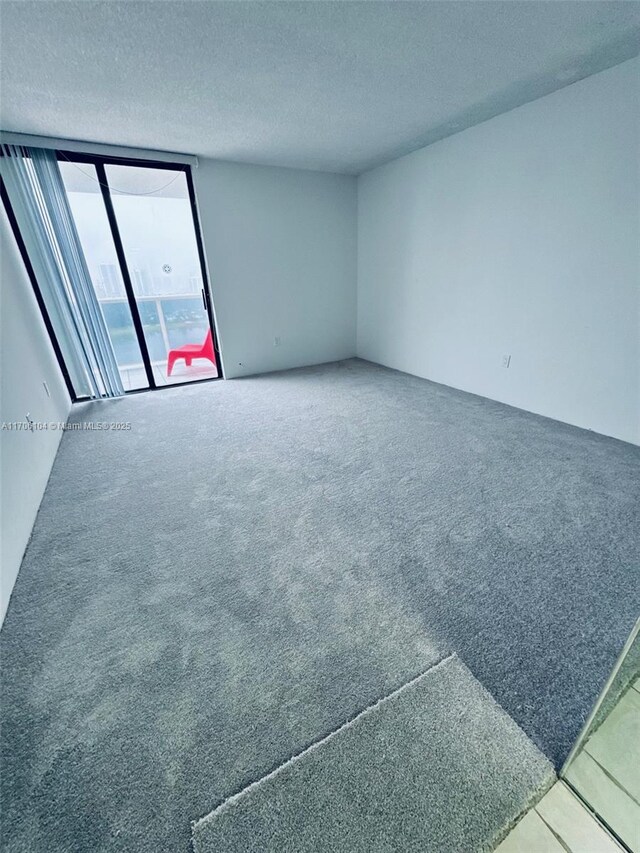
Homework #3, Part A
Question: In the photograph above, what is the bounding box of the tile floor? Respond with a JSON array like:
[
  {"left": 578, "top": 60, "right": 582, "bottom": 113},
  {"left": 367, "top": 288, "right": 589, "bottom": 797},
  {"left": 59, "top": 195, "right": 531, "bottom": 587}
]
[
  {"left": 120, "top": 359, "right": 219, "bottom": 391},
  {"left": 496, "top": 676, "right": 640, "bottom": 852},
  {"left": 495, "top": 781, "right": 623, "bottom": 852}
]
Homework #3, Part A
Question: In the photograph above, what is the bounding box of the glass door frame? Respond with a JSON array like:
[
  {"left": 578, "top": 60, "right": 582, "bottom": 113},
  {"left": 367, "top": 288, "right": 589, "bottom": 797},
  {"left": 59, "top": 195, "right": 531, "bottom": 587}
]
[
  {"left": 3, "top": 148, "right": 223, "bottom": 401},
  {"left": 560, "top": 617, "right": 640, "bottom": 852}
]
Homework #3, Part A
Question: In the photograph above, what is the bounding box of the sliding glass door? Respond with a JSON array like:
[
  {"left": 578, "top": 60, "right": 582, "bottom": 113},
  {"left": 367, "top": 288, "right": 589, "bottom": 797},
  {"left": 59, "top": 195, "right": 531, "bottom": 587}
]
[
  {"left": 30, "top": 152, "right": 220, "bottom": 396},
  {"left": 103, "top": 164, "right": 218, "bottom": 387}
]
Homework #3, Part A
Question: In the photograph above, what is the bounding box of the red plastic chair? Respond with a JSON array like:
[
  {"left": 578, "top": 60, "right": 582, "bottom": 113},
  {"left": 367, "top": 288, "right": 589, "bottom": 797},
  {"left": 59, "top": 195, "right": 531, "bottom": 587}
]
[{"left": 167, "top": 329, "right": 216, "bottom": 376}]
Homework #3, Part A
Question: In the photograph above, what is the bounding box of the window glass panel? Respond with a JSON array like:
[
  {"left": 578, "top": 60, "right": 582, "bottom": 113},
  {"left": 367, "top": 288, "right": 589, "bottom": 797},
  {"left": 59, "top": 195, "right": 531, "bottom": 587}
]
[
  {"left": 104, "top": 165, "right": 217, "bottom": 386},
  {"left": 58, "top": 160, "right": 148, "bottom": 391}
]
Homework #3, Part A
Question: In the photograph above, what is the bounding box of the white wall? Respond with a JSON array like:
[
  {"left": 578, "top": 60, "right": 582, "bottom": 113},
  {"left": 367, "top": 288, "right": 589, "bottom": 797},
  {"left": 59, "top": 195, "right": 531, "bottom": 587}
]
[
  {"left": 358, "top": 58, "right": 640, "bottom": 445},
  {"left": 194, "top": 160, "right": 357, "bottom": 378},
  {"left": 0, "top": 203, "right": 71, "bottom": 624}
]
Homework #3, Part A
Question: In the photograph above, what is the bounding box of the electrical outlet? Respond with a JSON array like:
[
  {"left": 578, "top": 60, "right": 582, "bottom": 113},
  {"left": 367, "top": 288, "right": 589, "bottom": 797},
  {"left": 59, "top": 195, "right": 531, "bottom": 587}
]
[
  {"left": 274, "top": 336, "right": 281, "bottom": 347},
  {"left": 502, "top": 355, "right": 511, "bottom": 368}
]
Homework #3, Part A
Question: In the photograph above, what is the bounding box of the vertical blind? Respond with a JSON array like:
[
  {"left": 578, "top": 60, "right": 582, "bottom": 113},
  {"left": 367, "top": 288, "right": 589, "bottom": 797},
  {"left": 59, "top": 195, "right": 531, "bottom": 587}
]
[{"left": 1, "top": 145, "right": 124, "bottom": 398}]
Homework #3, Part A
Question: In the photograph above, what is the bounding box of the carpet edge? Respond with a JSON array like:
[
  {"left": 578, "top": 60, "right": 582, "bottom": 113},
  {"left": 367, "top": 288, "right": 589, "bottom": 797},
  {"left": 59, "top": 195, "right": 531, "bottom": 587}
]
[
  {"left": 191, "top": 651, "right": 557, "bottom": 853},
  {"left": 191, "top": 651, "right": 457, "bottom": 836}
]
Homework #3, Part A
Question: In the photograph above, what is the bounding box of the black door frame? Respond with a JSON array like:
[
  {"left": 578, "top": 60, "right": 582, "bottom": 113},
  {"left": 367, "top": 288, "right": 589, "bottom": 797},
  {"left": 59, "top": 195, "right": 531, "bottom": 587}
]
[
  {"left": 57, "top": 150, "right": 223, "bottom": 394},
  {"left": 94, "top": 160, "right": 156, "bottom": 390},
  {"left": 4, "top": 147, "right": 223, "bottom": 401}
]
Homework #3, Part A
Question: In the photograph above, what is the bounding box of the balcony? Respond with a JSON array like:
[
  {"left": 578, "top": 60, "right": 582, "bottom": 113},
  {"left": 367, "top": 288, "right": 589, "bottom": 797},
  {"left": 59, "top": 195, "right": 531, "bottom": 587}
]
[{"left": 100, "top": 293, "right": 218, "bottom": 389}]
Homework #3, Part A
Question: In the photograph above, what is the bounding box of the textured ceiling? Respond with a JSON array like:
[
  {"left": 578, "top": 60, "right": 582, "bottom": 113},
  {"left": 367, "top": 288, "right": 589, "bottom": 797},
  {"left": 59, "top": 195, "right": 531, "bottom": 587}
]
[{"left": 1, "top": 1, "right": 638, "bottom": 174}]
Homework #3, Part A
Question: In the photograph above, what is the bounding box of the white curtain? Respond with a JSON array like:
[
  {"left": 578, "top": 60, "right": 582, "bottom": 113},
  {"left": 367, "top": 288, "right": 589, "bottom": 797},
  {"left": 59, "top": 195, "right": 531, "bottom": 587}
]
[{"left": 1, "top": 145, "right": 124, "bottom": 398}]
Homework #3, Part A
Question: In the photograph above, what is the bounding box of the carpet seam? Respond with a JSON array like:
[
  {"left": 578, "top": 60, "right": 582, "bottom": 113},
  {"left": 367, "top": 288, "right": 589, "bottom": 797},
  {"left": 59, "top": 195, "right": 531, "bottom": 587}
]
[{"left": 191, "top": 651, "right": 457, "bottom": 832}]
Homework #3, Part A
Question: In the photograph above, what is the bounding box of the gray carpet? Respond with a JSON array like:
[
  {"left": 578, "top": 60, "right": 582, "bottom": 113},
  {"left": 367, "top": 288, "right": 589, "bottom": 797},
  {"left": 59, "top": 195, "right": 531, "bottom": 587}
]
[
  {"left": 192, "top": 654, "right": 554, "bottom": 853},
  {"left": 1, "top": 359, "right": 638, "bottom": 852}
]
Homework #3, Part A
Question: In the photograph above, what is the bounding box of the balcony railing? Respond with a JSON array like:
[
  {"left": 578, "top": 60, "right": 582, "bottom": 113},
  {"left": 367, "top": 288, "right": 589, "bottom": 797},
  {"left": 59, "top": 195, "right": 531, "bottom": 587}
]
[{"left": 99, "top": 292, "right": 209, "bottom": 369}]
